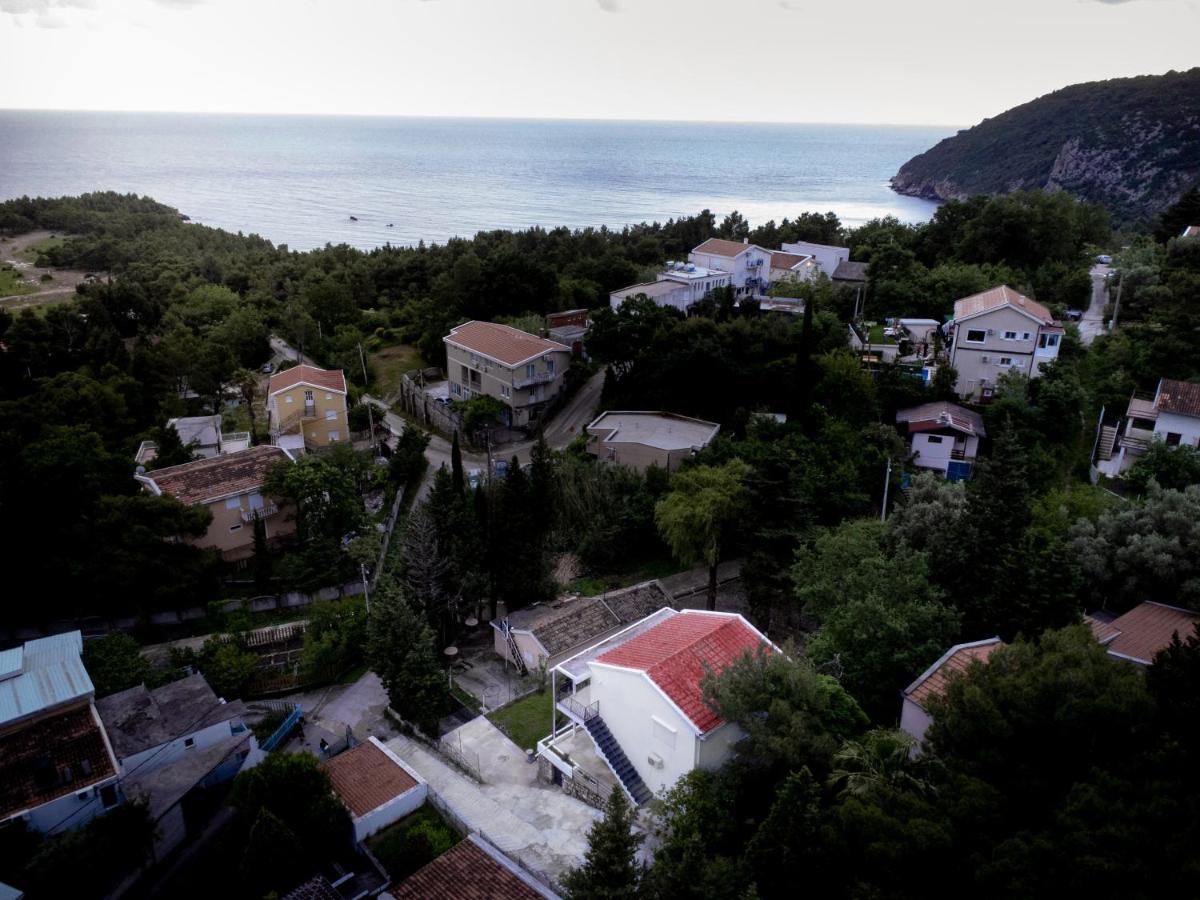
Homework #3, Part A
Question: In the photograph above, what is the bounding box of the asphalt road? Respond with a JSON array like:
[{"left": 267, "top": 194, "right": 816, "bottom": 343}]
[{"left": 1080, "top": 264, "right": 1110, "bottom": 345}]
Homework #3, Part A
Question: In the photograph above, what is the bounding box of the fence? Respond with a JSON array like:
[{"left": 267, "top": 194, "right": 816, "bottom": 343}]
[
  {"left": 260, "top": 704, "right": 302, "bottom": 751},
  {"left": 397, "top": 370, "right": 462, "bottom": 438},
  {"left": 438, "top": 731, "right": 484, "bottom": 783}
]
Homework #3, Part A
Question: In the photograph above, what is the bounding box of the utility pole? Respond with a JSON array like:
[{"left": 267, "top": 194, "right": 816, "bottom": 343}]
[
  {"left": 880, "top": 456, "right": 892, "bottom": 523},
  {"left": 358, "top": 343, "right": 376, "bottom": 454},
  {"left": 360, "top": 563, "right": 371, "bottom": 614},
  {"left": 1110, "top": 271, "right": 1124, "bottom": 332}
]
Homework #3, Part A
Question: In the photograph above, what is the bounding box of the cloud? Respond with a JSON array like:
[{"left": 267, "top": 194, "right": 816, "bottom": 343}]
[
  {"left": 149, "top": 0, "right": 206, "bottom": 7},
  {"left": 596, "top": 0, "right": 620, "bottom": 11},
  {"left": 35, "top": 9, "right": 67, "bottom": 25},
  {"left": 778, "top": 0, "right": 803, "bottom": 8},
  {"left": 0, "top": 0, "right": 94, "bottom": 12}
]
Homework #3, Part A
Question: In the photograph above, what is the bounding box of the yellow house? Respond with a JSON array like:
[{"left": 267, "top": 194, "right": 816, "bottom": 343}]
[
  {"left": 266, "top": 365, "right": 349, "bottom": 452},
  {"left": 135, "top": 445, "right": 296, "bottom": 562}
]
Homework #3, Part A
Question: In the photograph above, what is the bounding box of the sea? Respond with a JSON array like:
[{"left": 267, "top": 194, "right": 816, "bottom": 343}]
[{"left": 0, "top": 110, "right": 950, "bottom": 252}]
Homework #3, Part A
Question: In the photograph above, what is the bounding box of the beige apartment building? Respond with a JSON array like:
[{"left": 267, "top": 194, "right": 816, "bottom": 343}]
[
  {"left": 266, "top": 364, "right": 349, "bottom": 453},
  {"left": 136, "top": 445, "right": 296, "bottom": 562},
  {"left": 443, "top": 321, "right": 571, "bottom": 428},
  {"left": 948, "top": 285, "right": 1064, "bottom": 400}
]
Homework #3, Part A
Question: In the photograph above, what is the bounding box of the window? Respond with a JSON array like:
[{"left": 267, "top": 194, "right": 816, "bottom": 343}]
[
  {"left": 1021, "top": 332, "right": 1032, "bottom": 341},
  {"left": 1003, "top": 331, "right": 1018, "bottom": 340},
  {"left": 99, "top": 785, "right": 119, "bottom": 809},
  {"left": 329, "top": 431, "right": 340, "bottom": 442},
  {"left": 451, "top": 382, "right": 462, "bottom": 397},
  {"left": 501, "top": 385, "right": 511, "bottom": 399},
  {"left": 184, "top": 737, "right": 195, "bottom": 749},
  {"left": 325, "top": 393, "right": 333, "bottom": 400},
  {"left": 999, "top": 357, "right": 1014, "bottom": 366},
  {"left": 304, "top": 390, "right": 313, "bottom": 402},
  {"left": 526, "top": 363, "right": 536, "bottom": 379},
  {"left": 461, "top": 365, "right": 470, "bottom": 382},
  {"left": 225, "top": 497, "right": 242, "bottom": 510},
  {"left": 926, "top": 435, "right": 944, "bottom": 444},
  {"left": 1038, "top": 333, "right": 1061, "bottom": 349},
  {"left": 545, "top": 358, "right": 555, "bottom": 375},
  {"left": 965, "top": 329, "right": 986, "bottom": 343},
  {"left": 1166, "top": 432, "right": 1182, "bottom": 446},
  {"left": 229, "top": 524, "right": 242, "bottom": 533},
  {"left": 1131, "top": 417, "right": 1156, "bottom": 431},
  {"left": 248, "top": 493, "right": 264, "bottom": 510},
  {"left": 285, "top": 395, "right": 294, "bottom": 404},
  {"left": 230, "top": 721, "right": 247, "bottom": 735},
  {"left": 325, "top": 409, "right": 336, "bottom": 420}
]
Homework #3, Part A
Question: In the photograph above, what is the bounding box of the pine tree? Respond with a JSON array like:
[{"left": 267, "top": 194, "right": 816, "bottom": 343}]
[
  {"left": 367, "top": 580, "right": 449, "bottom": 735},
  {"left": 401, "top": 501, "right": 454, "bottom": 643},
  {"left": 561, "top": 785, "right": 644, "bottom": 900}
]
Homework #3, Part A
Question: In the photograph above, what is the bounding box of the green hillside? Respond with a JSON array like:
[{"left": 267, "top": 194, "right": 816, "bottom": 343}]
[{"left": 891, "top": 68, "right": 1200, "bottom": 224}]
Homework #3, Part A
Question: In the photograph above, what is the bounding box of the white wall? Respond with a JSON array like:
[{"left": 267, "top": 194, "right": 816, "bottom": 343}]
[
  {"left": 588, "top": 663, "right": 698, "bottom": 796},
  {"left": 781, "top": 241, "right": 849, "bottom": 278},
  {"left": 1156, "top": 411, "right": 1200, "bottom": 448},
  {"left": 899, "top": 698, "right": 932, "bottom": 750},
  {"left": 24, "top": 775, "right": 120, "bottom": 834},
  {"left": 695, "top": 720, "right": 741, "bottom": 771},
  {"left": 351, "top": 738, "right": 429, "bottom": 841}
]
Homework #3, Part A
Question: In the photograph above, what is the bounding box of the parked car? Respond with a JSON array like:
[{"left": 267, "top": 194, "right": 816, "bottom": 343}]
[
  {"left": 260, "top": 362, "right": 274, "bottom": 374},
  {"left": 467, "top": 469, "right": 482, "bottom": 490},
  {"left": 1065, "top": 309, "right": 1083, "bottom": 321},
  {"left": 1096, "top": 254, "right": 1112, "bottom": 265},
  {"left": 492, "top": 459, "right": 509, "bottom": 478}
]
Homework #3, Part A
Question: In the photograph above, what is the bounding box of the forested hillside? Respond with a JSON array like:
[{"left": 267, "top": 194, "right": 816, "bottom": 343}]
[{"left": 891, "top": 68, "right": 1200, "bottom": 225}]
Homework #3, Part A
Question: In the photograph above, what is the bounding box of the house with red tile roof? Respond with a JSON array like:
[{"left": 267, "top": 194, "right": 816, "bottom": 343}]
[
  {"left": 899, "top": 637, "right": 1004, "bottom": 749},
  {"left": 1086, "top": 601, "right": 1200, "bottom": 665},
  {"left": 895, "top": 401, "right": 986, "bottom": 480},
  {"left": 320, "top": 737, "right": 426, "bottom": 841},
  {"left": 543, "top": 609, "right": 774, "bottom": 804},
  {"left": 1095, "top": 377, "right": 1200, "bottom": 478},
  {"left": 948, "top": 285, "right": 1063, "bottom": 400},
  {"left": 266, "top": 364, "right": 349, "bottom": 453},
  {"left": 136, "top": 445, "right": 296, "bottom": 562},
  {"left": 390, "top": 833, "right": 560, "bottom": 900}
]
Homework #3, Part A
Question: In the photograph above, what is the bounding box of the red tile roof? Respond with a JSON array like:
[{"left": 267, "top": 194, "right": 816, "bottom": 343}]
[
  {"left": 320, "top": 739, "right": 418, "bottom": 818},
  {"left": 268, "top": 364, "right": 347, "bottom": 396},
  {"left": 445, "top": 321, "right": 570, "bottom": 367},
  {"left": 1103, "top": 601, "right": 1200, "bottom": 664},
  {"left": 143, "top": 445, "right": 289, "bottom": 505},
  {"left": 904, "top": 638, "right": 1003, "bottom": 709},
  {"left": 692, "top": 237, "right": 753, "bottom": 258},
  {"left": 596, "top": 612, "right": 769, "bottom": 733},
  {"left": 770, "top": 251, "right": 809, "bottom": 271},
  {"left": 391, "top": 835, "right": 554, "bottom": 900},
  {"left": 1155, "top": 378, "right": 1200, "bottom": 418},
  {"left": 953, "top": 285, "right": 1054, "bottom": 325}
]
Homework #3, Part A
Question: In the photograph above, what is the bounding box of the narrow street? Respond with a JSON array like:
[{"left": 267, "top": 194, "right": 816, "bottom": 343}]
[{"left": 1079, "top": 264, "right": 1110, "bottom": 345}]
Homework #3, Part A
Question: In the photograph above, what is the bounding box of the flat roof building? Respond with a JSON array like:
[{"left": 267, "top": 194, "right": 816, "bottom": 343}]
[{"left": 585, "top": 410, "right": 720, "bottom": 472}]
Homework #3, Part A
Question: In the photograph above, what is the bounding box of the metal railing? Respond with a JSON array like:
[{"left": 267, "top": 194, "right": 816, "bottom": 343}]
[
  {"left": 558, "top": 695, "right": 599, "bottom": 723},
  {"left": 513, "top": 371, "right": 557, "bottom": 389},
  {"left": 240, "top": 503, "right": 280, "bottom": 523},
  {"left": 261, "top": 703, "right": 302, "bottom": 751}
]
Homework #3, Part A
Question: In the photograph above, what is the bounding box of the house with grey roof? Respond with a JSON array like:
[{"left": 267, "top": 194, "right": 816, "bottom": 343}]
[{"left": 492, "top": 581, "right": 671, "bottom": 675}]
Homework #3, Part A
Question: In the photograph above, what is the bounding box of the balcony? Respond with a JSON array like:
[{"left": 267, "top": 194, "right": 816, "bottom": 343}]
[
  {"left": 557, "top": 693, "right": 599, "bottom": 725},
  {"left": 240, "top": 503, "right": 279, "bottom": 523},
  {"left": 514, "top": 371, "right": 557, "bottom": 389}
]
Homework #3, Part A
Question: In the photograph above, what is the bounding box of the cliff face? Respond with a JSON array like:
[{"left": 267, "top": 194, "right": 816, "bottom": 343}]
[{"left": 891, "top": 69, "right": 1200, "bottom": 224}]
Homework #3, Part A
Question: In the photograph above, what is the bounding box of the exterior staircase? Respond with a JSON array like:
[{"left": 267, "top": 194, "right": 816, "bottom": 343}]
[
  {"left": 1097, "top": 424, "right": 1118, "bottom": 462},
  {"left": 504, "top": 624, "right": 528, "bottom": 676},
  {"left": 583, "top": 714, "right": 652, "bottom": 806}
]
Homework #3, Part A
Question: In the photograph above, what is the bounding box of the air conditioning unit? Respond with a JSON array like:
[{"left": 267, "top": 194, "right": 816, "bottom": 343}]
[
  {"left": 75, "top": 788, "right": 92, "bottom": 802},
  {"left": 647, "top": 752, "right": 664, "bottom": 769},
  {"left": 981, "top": 355, "right": 991, "bottom": 364}
]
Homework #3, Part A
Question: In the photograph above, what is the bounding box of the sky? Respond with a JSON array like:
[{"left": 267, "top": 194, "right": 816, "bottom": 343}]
[{"left": 0, "top": 0, "right": 1195, "bottom": 126}]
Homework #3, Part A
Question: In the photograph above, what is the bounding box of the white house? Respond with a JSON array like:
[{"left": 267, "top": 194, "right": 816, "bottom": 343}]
[
  {"left": 948, "top": 285, "right": 1063, "bottom": 400},
  {"left": 541, "top": 609, "right": 774, "bottom": 805},
  {"left": 0, "top": 632, "right": 122, "bottom": 834},
  {"left": 609, "top": 262, "right": 733, "bottom": 313},
  {"left": 320, "top": 737, "right": 427, "bottom": 842},
  {"left": 895, "top": 401, "right": 985, "bottom": 480},
  {"left": 688, "top": 238, "right": 775, "bottom": 297},
  {"left": 1096, "top": 377, "right": 1200, "bottom": 477},
  {"left": 899, "top": 638, "right": 1003, "bottom": 751},
  {"left": 781, "top": 240, "right": 850, "bottom": 279}
]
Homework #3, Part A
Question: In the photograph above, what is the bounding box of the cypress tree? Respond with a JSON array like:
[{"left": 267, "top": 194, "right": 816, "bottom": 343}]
[
  {"left": 450, "top": 429, "right": 464, "bottom": 497},
  {"left": 561, "top": 785, "right": 644, "bottom": 900}
]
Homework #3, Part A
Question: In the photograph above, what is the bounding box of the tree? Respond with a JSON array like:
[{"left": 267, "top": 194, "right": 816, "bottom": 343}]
[
  {"left": 401, "top": 502, "right": 455, "bottom": 644},
  {"left": 655, "top": 460, "right": 751, "bottom": 610},
  {"left": 240, "top": 808, "right": 306, "bottom": 896},
  {"left": 561, "top": 785, "right": 644, "bottom": 900},
  {"left": 450, "top": 429, "right": 465, "bottom": 496},
  {"left": 367, "top": 580, "right": 449, "bottom": 735},
  {"left": 200, "top": 638, "right": 259, "bottom": 698},
  {"left": 1127, "top": 441, "right": 1200, "bottom": 492},
  {"left": 81, "top": 633, "right": 151, "bottom": 698}
]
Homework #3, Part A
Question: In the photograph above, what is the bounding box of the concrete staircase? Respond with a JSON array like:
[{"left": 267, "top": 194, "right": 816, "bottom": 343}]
[
  {"left": 583, "top": 715, "right": 652, "bottom": 805},
  {"left": 1097, "top": 424, "right": 1118, "bottom": 461}
]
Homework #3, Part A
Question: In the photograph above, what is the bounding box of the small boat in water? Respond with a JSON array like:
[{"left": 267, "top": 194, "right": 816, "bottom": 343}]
[{"left": 349, "top": 215, "right": 358, "bottom": 221}]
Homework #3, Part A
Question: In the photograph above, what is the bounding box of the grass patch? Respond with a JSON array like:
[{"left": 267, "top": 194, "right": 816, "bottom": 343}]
[
  {"left": 487, "top": 689, "right": 554, "bottom": 752},
  {"left": 450, "top": 681, "right": 482, "bottom": 711},
  {"left": 369, "top": 343, "right": 424, "bottom": 400},
  {"left": 0, "top": 265, "right": 36, "bottom": 297},
  {"left": 339, "top": 662, "right": 370, "bottom": 684},
  {"left": 570, "top": 555, "right": 686, "bottom": 597},
  {"left": 18, "top": 234, "right": 65, "bottom": 263},
  {"left": 367, "top": 806, "right": 458, "bottom": 880},
  {"left": 867, "top": 323, "right": 897, "bottom": 345}
]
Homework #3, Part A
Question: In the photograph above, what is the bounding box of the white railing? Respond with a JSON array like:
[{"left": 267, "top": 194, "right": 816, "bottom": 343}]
[
  {"left": 514, "top": 371, "right": 557, "bottom": 389},
  {"left": 240, "top": 503, "right": 279, "bottom": 523}
]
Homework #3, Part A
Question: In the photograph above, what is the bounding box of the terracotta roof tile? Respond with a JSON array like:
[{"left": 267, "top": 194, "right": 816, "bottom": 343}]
[
  {"left": 770, "top": 252, "right": 809, "bottom": 271},
  {"left": 953, "top": 285, "right": 1053, "bottom": 325},
  {"left": 904, "top": 639, "right": 1003, "bottom": 709},
  {"left": 1104, "top": 602, "right": 1200, "bottom": 664},
  {"left": 320, "top": 739, "right": 418, "bottom": 818},
  {"left": 692, "top": 238, "right": 754, "bottom": 258},
  {"left": 268, "top": 365, "right": 347, "bottom": 396},
  {"left": 391, "top": 835, "right": 554, "bottom": 900},
  {"left": 144, "top": 446, "right": 289, "bottom": 505},
  {"left": 596, "top": 611, "right": 769, "bottom": 733},
  {"left": 1155, "top": 378, "right": 1200, "bottom": 418},
  {"left": 445, "top": 321, "right": 570, "bottom": 367}
]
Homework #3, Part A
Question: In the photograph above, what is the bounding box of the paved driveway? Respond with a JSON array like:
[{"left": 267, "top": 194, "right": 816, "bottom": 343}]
[{"left": 1080, "top": 265, "right": 1109, "bottom": 345}]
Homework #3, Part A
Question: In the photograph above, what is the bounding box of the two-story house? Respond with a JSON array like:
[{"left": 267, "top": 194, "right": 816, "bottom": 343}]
[
  {"left": 895, "top": 401, "right": 986, "bottom": 481},
  {"left": 266, "top": 365, "right": 349, "bottom": 452},
  {"left": 609, "top": 263, "right": 733, "bottom": 313},
  {"left": 948, "top": 285, "right": 1063, "bottom": 400},
  {"left": 688, "top": 238, "right": 776, "bottom": 297},
  {"left": 0, "top": 632, "right": 121, "bottom": 834},
  {"left": 780, "top": 239, "right": 850, "bottom": 278},
  {"left": 135, "top": 445, "right": 296, "bottom": 562},
  {"left": 444, "top": 321, "right": 572, "bottom": 429},
  {"left": 540, "top": 609, "right": 774, "bottom": 805},
  {"left": 1096, "top": 377, "right": 1200, "bottom": 477}
]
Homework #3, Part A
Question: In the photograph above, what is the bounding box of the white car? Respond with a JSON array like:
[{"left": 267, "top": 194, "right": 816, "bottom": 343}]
[{"left": 1096, "top": 254, "right": 1112, "bottom": 265}]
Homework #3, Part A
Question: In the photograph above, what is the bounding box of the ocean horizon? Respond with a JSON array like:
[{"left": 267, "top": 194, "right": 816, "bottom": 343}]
[{"left": 0, "top": 110, "right": 951, "bottom": 251}]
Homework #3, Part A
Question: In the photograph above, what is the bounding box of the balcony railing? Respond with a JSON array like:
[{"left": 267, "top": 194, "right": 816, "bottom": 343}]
[
  {"left": 514, "top": 371, "right": 557, "bottom": 389},
  {"left": 557, "top": 694, "right": 599, "bottom": 723},
  {"left": 950, "top": 448, "right": 967, "bottom": 460},
  {"left": 241, "top": 503, "right": 279, "bottom": 523}
]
